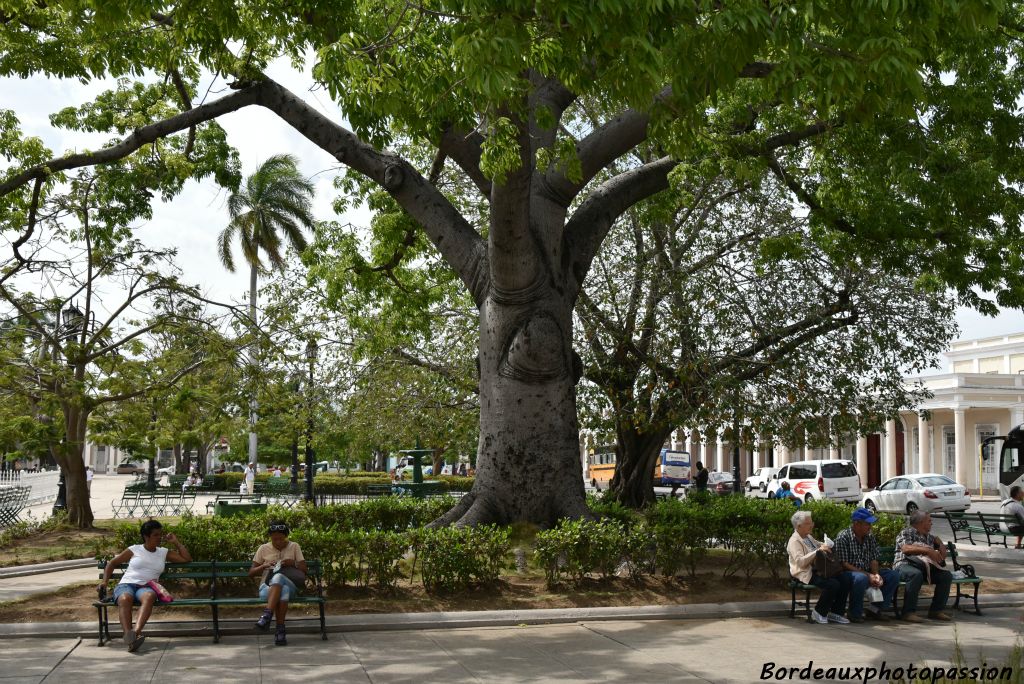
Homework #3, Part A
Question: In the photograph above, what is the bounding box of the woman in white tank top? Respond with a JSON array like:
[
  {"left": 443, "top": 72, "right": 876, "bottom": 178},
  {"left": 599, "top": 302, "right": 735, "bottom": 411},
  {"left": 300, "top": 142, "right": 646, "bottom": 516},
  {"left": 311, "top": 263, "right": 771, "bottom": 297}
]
[{"left": 99, "top": 520, "right": 192, "bottom": 652}]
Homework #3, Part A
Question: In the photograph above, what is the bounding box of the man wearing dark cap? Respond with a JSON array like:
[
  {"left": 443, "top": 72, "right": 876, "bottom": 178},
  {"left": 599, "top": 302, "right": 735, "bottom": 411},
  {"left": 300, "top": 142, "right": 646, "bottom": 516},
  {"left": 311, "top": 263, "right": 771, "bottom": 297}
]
[{"left": 833, "top": 507, "right": 900, "bottom": 623}]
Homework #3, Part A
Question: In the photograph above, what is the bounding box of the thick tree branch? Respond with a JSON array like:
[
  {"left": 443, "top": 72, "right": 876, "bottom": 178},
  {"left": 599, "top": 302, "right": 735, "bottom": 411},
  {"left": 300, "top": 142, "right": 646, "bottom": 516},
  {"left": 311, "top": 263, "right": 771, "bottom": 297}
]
[
  {"left": 167, "top": 69, "right": 196, "bottom": 157},
  {"left": 257, "top": 80, "right": 490, "bottom": 306},
  {"left": 0, "top": 78, "right": 492, "bottom": 308},
  {"left": 438, "top": 126, "right": 491, "bottom": 198},
  {"left": 562, "top": 156, "right": 678, "bottom": 301},
  {"left": 0, "top": 84, "right": 270, "bottom": 198},
  {"left": 529, "top": 71, "right": 577, "bottom": 154}
]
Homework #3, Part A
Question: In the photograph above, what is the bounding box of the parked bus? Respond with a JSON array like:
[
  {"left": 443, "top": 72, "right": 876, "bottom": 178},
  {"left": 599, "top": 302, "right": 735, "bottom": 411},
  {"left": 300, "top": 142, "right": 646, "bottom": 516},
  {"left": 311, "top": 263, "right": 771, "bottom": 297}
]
[
  {"left": 586, "top": 445, "right": 691, "bottom": 487},
  {"left": 997, "top": 423, "right": 1024, "bottom": 499},
  {"left": 980, "top": 423, "right": 1024, "bottom": 499}
]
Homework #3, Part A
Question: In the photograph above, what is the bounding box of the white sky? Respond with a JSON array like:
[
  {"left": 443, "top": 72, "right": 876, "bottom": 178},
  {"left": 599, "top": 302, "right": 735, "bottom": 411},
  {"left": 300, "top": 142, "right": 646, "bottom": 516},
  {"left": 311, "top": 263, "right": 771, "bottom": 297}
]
[{"left": 2, "top": 60, "right": 1022, "bottom": 354}]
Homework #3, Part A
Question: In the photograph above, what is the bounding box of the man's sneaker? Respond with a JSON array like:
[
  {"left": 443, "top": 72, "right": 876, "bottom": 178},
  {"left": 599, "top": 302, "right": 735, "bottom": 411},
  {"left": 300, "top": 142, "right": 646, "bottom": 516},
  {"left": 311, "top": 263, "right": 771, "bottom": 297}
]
[
  {"left": 827, "top": 613, "right": 850, "bottom": 624},
  {"left": 128, "top": 634, "right": 146, "bottom": 653},
  {"left": 928, "top": 612, "right": 952, "bottom": 622},
  {"left": 255, "top": 609, "right": 273, "bottom": 630},
  {"left": 274, "top": 625, "right": 287, "bottom": 646},
  {"left": 902, "top": 612, "right": 924, "bottom": 623},
  {"left": 847, "top": 615, "right": 865, "bottom": 624},
  {"left": 866, "top": 609, "right": 890, "bottom": 622},
  {"left": 810, "top": 610, "right": 828, "bottom": 624},
  {"left": 122, "top": 628, "right": 135, "bottom": 647}
]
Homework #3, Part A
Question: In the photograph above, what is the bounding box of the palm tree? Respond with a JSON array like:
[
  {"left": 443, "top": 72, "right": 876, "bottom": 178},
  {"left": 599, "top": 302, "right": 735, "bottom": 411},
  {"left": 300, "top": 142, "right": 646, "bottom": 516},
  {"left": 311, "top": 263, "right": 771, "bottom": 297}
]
[{"left": 218, "top": 154, "right": 315, "bottom": 466}]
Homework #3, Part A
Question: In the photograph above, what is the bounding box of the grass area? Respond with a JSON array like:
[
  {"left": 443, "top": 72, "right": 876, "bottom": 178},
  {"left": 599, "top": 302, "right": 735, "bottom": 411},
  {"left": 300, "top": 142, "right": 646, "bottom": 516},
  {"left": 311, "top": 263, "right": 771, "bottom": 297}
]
[{"left": 0, "top": 517, "right": 121, "bottom": 567}]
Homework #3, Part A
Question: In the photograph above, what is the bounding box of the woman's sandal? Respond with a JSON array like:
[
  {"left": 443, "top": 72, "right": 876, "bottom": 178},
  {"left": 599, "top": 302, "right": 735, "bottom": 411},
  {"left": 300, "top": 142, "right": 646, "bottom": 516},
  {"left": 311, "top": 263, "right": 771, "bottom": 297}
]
[{"left": 128, "top": 634, "right": 146, "bottom": 653}]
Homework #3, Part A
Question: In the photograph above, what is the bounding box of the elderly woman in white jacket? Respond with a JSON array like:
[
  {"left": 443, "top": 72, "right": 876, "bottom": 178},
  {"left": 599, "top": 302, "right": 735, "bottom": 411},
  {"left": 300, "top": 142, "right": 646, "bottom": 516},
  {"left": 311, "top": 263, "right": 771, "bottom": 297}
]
[{"left": 787, "top": 510, "right": 852, "bottom": 624}]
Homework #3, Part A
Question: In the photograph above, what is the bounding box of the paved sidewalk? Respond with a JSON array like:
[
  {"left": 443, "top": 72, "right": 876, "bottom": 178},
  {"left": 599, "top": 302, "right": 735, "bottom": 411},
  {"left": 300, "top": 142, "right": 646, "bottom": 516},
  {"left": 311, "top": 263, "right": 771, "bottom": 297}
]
[{"left": 1, "top": 607, "right": 1021, "bottom": 683}]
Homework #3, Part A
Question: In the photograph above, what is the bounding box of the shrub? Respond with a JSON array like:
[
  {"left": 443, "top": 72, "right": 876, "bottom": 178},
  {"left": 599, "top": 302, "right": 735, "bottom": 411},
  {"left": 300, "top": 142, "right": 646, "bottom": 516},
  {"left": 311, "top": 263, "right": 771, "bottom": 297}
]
[
  {"left": 414, "top": 525, "right": 511, "bottom": 592},
  {"left": 349, "top": 530, "right": 408, "bottom": 589},
  {"left": 534, "top": 518, "right": 626, "bottom": 586},
  {"left": 644, "top": 498, "right": 713, "bottom": 578}
]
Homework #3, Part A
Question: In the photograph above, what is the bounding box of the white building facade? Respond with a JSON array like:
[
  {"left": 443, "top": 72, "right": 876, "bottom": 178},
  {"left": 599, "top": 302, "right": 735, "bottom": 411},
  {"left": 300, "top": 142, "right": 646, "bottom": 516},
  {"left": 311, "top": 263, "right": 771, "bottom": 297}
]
[{"left": 584, "top": 332, "right": 1024, "bottom": 493}]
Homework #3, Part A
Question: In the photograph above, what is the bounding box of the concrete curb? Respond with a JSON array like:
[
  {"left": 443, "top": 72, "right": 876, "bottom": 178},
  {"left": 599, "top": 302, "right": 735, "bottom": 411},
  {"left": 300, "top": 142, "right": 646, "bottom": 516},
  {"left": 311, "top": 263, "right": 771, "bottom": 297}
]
[
  {"left": 955, "top": 544, "right": 1024, "bottom": 564},
  {"left": 4, "top": 593, "right": 1023, "bottom": 641},
  {"left": 0, "top": 558, "right": 95, "bottom": 579}
]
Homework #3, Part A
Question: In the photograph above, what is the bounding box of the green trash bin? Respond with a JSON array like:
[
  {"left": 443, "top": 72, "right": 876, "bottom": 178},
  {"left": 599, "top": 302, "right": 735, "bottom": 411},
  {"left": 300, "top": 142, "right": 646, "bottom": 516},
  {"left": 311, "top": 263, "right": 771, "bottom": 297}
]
[{"left": 214, "top": 501, "right": 268, "bottom": 517}]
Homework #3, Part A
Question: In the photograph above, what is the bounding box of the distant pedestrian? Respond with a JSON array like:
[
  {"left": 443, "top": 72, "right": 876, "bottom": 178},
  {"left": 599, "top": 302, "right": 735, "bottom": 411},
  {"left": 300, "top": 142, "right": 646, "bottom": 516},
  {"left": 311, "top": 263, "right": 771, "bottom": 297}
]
[
  {"left": 694, "top": 462, "right": 709, "bottom": 493},
  {"left": 86, "top": 466, "right": 94, "bottom": 496},
  {"left": 244, "top": 462, "right": 256, "bottom": 494},
  {"left": 999, "top": 485, "right": 1024, "bottom": 548}
]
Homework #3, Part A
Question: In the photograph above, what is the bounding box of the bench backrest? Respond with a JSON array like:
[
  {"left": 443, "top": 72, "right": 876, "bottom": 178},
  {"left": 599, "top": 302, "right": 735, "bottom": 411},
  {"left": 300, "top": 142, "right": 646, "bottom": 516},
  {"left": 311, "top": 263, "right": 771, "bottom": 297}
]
[{"left": 98, "top": 559, "right": 323, "bottom": 583}]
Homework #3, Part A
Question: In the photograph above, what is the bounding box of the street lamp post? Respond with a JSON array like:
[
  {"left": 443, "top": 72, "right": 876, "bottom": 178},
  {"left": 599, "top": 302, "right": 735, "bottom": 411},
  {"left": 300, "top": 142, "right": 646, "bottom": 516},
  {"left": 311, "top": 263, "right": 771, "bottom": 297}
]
[
  {"left": 304, "top": 338, "right": 317, "bottom": 505},
  {"left": 51, "top": 303, "right": 89, "bottom": 514},
  {"left": 732, "top": 386, "right": 742, "bottom": 494},
  {"left": 288, "top": 374, "right": 302, "bottom": 490}
]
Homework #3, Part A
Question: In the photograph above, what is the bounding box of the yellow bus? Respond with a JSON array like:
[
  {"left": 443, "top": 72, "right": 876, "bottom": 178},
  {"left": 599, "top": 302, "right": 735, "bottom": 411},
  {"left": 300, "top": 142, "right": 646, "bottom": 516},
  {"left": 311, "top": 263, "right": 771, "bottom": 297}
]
[{"left": 587, "top": 445, "right": 691, "bottom": 489}]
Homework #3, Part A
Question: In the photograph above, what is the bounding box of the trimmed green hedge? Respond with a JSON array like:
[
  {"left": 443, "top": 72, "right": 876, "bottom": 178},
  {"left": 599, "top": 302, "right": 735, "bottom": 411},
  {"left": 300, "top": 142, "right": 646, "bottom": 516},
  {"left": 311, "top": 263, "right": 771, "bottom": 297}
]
[
  {"left": 535, "top": 496, "right": 904, "bottom": 587},
  {"left": 100, "top": 494, "right": 903, "bottom": 592},
  {"left": 204, "top": 472, "right": 473, "bottom": 494}
]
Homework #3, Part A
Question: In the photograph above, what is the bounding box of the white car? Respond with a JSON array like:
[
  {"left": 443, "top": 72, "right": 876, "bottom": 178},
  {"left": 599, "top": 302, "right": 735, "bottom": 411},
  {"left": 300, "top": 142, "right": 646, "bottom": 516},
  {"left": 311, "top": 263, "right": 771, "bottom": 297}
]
[
  {"left": 769, "top": 460, "right": 862, "bottom": 504},
  {"left": 744, "top": 467, "right": 778, "bottom": 494},
  {"left": 156, "top": 466, "right": 176, "bottom": 476},
  {"left": 861, "top": 473, "right": 971, "bottom": 515}
]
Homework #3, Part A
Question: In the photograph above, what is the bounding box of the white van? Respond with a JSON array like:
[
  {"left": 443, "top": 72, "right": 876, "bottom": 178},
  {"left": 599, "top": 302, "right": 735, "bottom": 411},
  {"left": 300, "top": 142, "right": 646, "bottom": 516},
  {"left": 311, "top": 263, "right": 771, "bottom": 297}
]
[
  {"left": 744, "top": 467, "right": 778, "bottom": 494},
  {"left": 769, "top": 460, "right": 862, "bottom": 504}
]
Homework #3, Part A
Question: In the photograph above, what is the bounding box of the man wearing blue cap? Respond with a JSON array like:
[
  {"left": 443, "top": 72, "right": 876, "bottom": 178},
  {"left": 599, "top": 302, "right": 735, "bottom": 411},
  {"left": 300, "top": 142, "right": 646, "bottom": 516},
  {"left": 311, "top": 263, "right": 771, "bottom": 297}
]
[{"left": 833, "top": 507, "right": 900, "bottom": 623}]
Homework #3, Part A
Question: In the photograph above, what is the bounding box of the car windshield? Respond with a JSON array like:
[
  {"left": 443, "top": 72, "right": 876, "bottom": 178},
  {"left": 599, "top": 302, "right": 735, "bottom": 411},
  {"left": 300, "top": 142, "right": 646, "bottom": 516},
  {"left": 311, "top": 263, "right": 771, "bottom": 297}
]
[
  {"left": 709, "top": 473, "right": 731, "bottom": 483},
  {"left": 821, "top": 463, "right": 857, "bottom": 478},
  {"left": 916, "top": 475, "right": 956, "bottom": 487}
]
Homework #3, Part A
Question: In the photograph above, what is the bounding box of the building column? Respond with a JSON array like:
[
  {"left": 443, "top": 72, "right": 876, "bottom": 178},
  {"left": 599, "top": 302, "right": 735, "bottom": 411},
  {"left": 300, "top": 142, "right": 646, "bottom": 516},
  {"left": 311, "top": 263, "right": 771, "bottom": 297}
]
[
  {"left": 1011, "top": 406, "right": 1024, "bottom": 429},
  {"left": 954, "top": 409, "right": 970, "bottom": 489},
  {"left": 918, "top": 416, "right": 931, "bottom": 475},
  {"left": 883, "top": 420, "right": 897, "bottom": 482},
  {"left": 689, "top": 430, "right": 701, "bottom": 462},
  {"left": 856, "top": 436, "right": 868, "bottom": 489},
  {"left": 777, "top": 443, "right": 790, "bottom": 467},
  {"left": 716, "top": 438, "right": 727, "bottom": 473},
  {"left": 703, "top": 433, "right": 716, "bottom": 470}
]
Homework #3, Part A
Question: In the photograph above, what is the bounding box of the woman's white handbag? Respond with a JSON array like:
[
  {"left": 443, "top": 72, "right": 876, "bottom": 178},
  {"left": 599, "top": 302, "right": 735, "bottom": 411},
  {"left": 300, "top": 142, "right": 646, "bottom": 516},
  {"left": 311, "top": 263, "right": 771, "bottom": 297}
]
[{"left": 864, "top": 586, "right": 884, "bottom": 603}]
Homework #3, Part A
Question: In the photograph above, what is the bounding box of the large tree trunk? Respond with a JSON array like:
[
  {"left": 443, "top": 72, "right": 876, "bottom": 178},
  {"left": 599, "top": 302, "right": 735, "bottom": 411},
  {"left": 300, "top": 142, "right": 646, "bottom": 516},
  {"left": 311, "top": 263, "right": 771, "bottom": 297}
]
[
  {"left": 433, "top": 293, "right": 590, "bottom": 527},
  {"left": 58, "top": 404, "right": 93, "bottom": 528},
  {"left": 609, "top": 423, "right": 674, "bottom": 508}
]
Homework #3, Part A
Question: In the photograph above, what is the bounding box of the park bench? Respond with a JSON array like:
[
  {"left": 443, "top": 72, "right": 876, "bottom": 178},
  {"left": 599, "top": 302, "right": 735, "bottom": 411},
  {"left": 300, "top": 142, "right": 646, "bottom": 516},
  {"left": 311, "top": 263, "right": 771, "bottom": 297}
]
[
  {"left": 789, "top": 541, "right": 982, "bottom": 622},
  {"left": 112, "top": 490, "right": 197, "bottom": 518},
  {"left": 94, "top": 559, "right": 327, "bottom": 646},
  {"left": 944, "top": 511, "right": 1018, "bottom": 547},
  {"left": 366, "top": 484, "right": 395, "bottom": 497},
  {"left": 0, "top": 485, "right": 30, "bottom": 528},
  {"left": 205, "top": 492, "right": 264, "bottom": 513},
  {"left": 262, "top": 479, "right": 300, "bottom": 508}
]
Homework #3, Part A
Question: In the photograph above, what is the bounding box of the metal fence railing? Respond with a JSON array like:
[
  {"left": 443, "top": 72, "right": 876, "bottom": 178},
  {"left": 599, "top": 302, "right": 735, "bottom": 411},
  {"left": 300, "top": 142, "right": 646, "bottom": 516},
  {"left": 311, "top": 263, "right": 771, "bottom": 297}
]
[{"left": 0, "top": 469, "right": 60, "bottom": 505}]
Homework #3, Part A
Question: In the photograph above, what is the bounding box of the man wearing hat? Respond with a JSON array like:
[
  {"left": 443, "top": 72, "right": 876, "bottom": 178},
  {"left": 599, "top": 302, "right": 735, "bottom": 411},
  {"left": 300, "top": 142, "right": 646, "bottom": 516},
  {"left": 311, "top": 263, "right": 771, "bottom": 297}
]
[{"left": 833, "top": 507, "right": 900, "bottom": 623}]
